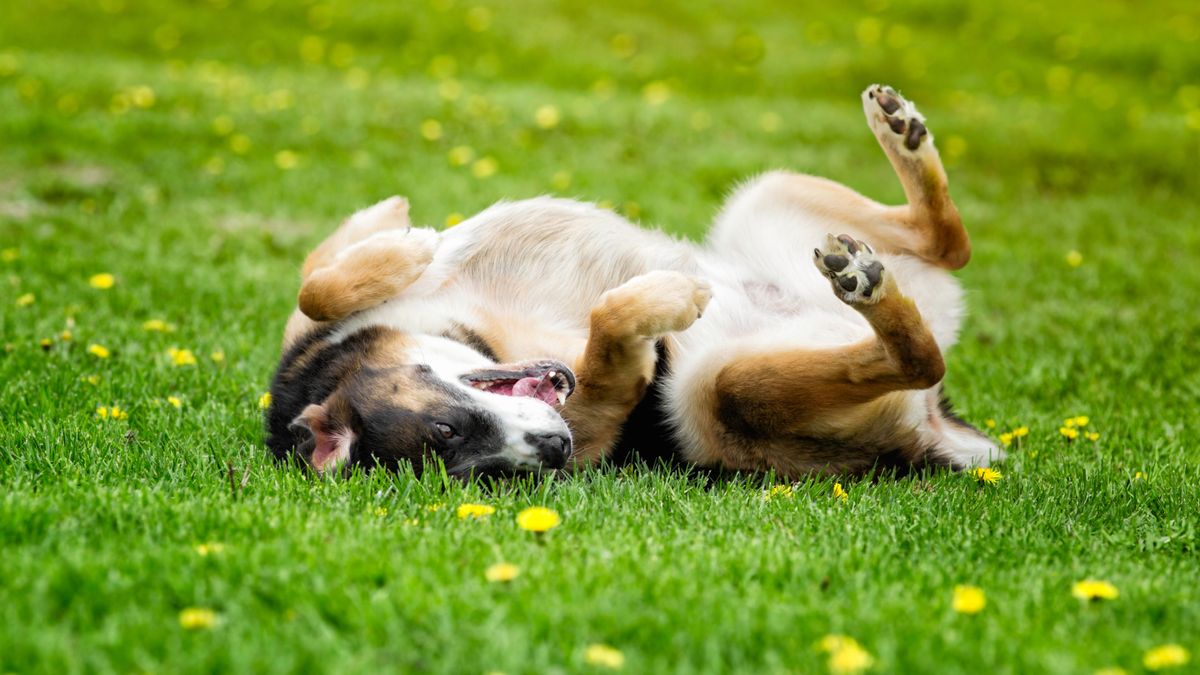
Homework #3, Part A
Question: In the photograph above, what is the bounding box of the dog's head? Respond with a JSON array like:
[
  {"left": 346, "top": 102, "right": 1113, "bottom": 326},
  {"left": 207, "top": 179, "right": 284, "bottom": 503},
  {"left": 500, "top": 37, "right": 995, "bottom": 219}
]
[{"left": 288, "top": 336, "right": 575, "bottom": 478}]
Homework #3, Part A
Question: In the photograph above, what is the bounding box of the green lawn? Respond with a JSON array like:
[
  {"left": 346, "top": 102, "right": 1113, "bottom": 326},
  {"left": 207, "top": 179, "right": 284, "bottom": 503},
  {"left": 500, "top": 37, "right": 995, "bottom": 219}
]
[{"left": 2, "top": 0, "right": 1199, "bottom": 673}]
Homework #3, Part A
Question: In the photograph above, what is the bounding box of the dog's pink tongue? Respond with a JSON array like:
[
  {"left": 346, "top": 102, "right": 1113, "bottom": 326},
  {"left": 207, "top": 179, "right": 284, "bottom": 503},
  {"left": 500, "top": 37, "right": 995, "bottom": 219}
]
[{"left": 512, "top": 376, "right": 559, "bottom": 406}]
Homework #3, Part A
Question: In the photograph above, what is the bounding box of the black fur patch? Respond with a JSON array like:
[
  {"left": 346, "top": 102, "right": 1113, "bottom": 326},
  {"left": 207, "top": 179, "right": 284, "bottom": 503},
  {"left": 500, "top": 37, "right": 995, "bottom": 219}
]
[
  {"left": 264, "top": 325, "right": 390, "bottom": 462},
  {"left": 936, "top": 384, "right": 975, "bottom": 430},
  {"left": 610, "top": 341, "right": 689, "bottom": 468}
]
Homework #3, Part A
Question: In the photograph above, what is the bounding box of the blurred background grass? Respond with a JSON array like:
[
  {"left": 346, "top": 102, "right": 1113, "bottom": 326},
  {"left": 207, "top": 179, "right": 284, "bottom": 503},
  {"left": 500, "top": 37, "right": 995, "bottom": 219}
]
[{"left": 1, "top": 1, "right": 1199, "bottom": 673}]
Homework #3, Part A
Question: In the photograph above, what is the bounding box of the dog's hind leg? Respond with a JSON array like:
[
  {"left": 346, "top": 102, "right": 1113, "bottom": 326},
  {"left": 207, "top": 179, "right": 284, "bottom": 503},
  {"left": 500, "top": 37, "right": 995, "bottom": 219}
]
[
  {"left": 860, "top": 84, "right": 970, "bottom": 269},
  {"left": 679, "top": 235, "right": 949, "bottom": 474},
  {"left": 562, "top": 271, "right": 711, "bottom": 465},
  {"left": 709, "top": 85, "right": 969, "bottom": 270}
]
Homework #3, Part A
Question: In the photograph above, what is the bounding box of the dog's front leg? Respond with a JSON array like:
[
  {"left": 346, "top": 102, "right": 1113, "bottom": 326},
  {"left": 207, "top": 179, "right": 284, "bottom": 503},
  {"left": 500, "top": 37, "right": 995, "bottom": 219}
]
[{"left": 561, "top": 271, "right": 711, "bottom": 466}]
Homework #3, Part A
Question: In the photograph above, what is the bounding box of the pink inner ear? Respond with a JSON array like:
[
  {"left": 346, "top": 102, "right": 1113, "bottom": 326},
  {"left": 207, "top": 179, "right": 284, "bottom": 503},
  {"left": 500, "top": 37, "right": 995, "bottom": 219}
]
[
  {"left": 294, "top": 403, "right": 354, "bottom": 472},
  {"left": 311, "top": 428, "right": 353, "bottom": 471}
]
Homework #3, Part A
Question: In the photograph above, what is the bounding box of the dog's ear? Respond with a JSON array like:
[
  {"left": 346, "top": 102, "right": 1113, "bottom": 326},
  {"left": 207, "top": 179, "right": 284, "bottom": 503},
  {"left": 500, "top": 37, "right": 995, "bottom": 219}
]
[{"left": 289, "top": 403, "right": 355, "bottom": 472}]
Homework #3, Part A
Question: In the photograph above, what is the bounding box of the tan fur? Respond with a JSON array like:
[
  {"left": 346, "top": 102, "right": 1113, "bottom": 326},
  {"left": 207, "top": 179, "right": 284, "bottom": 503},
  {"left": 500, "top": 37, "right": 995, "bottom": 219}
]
[{"left": 298, "top": 233, "right": 435, "bottom": 322}]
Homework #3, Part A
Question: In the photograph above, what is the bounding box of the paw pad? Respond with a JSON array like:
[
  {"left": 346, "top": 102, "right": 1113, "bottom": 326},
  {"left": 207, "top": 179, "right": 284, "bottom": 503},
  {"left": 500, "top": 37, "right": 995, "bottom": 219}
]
[
  {"left": 865, "top": 84, "right": 929, "bottom": 151},
  {"left": 813, "top": 234, "right": 887, "bottom": 305}
]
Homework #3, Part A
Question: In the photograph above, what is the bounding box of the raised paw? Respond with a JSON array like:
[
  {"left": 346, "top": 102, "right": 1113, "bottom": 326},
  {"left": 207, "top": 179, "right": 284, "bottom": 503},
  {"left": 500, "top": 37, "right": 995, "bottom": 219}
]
[
  {"left": 813, "top": 234, "right": 887, "bottom": 305},
  {"left": 862, "top": 84, "right": 929, "bottom": 152},
  {"left": 597, "top": 270, "right": 712, "bottom": 338}
]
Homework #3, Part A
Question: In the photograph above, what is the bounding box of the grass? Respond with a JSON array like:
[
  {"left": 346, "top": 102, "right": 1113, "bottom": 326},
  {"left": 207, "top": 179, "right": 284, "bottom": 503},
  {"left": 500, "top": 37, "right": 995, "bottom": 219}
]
[{"left": 2, "top": 0, "right": 1199, "bottom": 672}]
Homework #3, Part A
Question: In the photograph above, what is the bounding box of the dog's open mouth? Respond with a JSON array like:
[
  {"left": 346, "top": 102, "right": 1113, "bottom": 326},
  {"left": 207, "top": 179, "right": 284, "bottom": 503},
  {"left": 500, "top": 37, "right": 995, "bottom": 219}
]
[{"left": 461, "top": 360, "right": 576, "bottom": 407}]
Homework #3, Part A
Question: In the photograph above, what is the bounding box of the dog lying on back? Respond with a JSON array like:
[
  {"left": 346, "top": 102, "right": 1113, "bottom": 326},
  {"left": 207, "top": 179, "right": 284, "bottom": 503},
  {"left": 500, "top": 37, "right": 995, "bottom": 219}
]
[{"left": 265, "top": 85, "right": 1000, "bottom": 478}]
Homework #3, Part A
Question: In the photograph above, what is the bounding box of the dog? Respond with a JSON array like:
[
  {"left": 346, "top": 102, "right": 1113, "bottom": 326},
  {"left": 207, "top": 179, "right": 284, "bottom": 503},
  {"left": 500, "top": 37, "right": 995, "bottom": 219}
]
[{"left": 264, "top": 85, "right": 1001, "bottom": 478}]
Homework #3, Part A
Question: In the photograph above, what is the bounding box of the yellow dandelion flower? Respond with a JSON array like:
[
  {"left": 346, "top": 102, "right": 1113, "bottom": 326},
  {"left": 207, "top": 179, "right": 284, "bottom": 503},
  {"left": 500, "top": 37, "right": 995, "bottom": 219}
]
[
  {"left": 142, "top": 319, "right": 173, "bottom": 332},
  {"left": 1072, "top": 579, "right": 1118, "bottom": 601},
  {"left": 516, "top": 506, "right": 560, "bottom": 533},
  {"left": 457, "top": 503, "right": 496, "bottom": 519},
  {"left": 448, "top": 145, "right": 475, "bottom": 166},
  {"left": 83, "top": 374, "right": 101, "bottom": 385},
  {"left": 1, "top": 247, "right": 18, "bottom": 262},
  {"left": 97, "top": 405, "right": 127, "bottom": 420},
  {"left": 229, "top": 134, "right": 251, "bottom": 154},
  {"left": 211, "top": 115, "right": 235, "bottom": 136},
  {"left": 642, "top": 80, "right": 671, "bottom": 106},
  {"left": 1074, "top": 416, "right": 1089, "bottom": 427},
  {"left": 985, "top": 419, "right": 996, "bottom": 429},
  {"left": 1133, "top": 471, "right": 1146, "bottom": 481},
  {"left": 471, "top": 156, "right": 498, "bottom": 179},
  {"left": 1085, "top": 431, "right": 1100, "bottom": 441},
  {"left": 178, "top": 607, "right": 218, "bottom": 630},
  {"left": 373, "top": 506, "right": 388, "bottom": 517},
  {"left": 970, "top": 467, "right": 1002, "bottom": 485},
  {"left": 88, "top": 273, "right": 115, "bottom": 289},
  {"left": 1066, "top": 250, "right": 1083, "bottom": 267},
  {"left": 1094, "top": 668, "right": 1127, "bottom": 675},
  {"left": 999, "top": 432, "right": 1013, "bottom": 446},
  {"left": 194, "top": 542, "right": 224, "bottom": 556},
  {"left": 167, "top": 347, "right": 197, "bottom": 366},
  {"left": 1059, "top": 426, "right": 1079, "bottom": 440},
  {"left": 258, "top": 392, "right": 272, "bottom": 409},
  {"left": 16, "top": 293, "right": 34, "bottom": 307},
  {"left": 829, "top": 643, "right": 873, "bottom": 674},
  {"left": 952, "top": 585, "right": 986, "bottom": 614},
  {"left": 833, "top": 482, "right": 848, "bottom": 501},
  {"left": 167, "top": 396, "right": 183, "bottom": 409},
  {"left": 210, "top": 350, "right": 225, "bottom": 363},
  {"left": 274, "top": 150, "right": 300, "bottom": 170},
  {"left": 1012, "top": 426, "right": 1029, "bottom": 438},
  {"left": 763, "top": 484, "right": 793, "bottom": 501},
  {"left": 420, "top": 118, "right": 443, "bottom": 141},
  {"left": 39, "top": 337, "right": 53, "bottom": 350},
  {"left": 485, "top": 562, "right": 520, "bottom": 583},
  {"left": 88, "top": 343, "right": 111, "bottom": 359},
  {"left": 584, "top": 644, "right": 625, "bottom": 669},
  {"left": 445, "top": 212, "right": 464, "bottom": 227},
  {"left": 60, "top": 330, "right": 72, "bottom": 341},
  {"left": 818, "top": 635, "right": 873, "bottom": 674},
  {"left": 1143, "top": 644, "right": 1190, "bottom": 671},
  {"left": 130, "top": 85, "right": 155, "bottom": 108},
  {"left": 534, "top": 104, "right": 561, "bottom": 129}
]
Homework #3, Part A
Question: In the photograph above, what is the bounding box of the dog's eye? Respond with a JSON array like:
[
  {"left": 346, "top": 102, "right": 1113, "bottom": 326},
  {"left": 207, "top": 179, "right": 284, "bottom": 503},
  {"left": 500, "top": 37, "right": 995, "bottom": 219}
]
[{"left": 435, "top": 422, "right": 458, "bottom": 440}]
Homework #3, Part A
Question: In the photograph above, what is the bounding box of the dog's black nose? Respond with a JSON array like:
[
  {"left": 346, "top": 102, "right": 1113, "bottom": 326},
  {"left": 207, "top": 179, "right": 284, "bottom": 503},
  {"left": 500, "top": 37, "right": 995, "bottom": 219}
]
[{"left": 525, "top": 432, "right": 571, "bottom": 469}]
